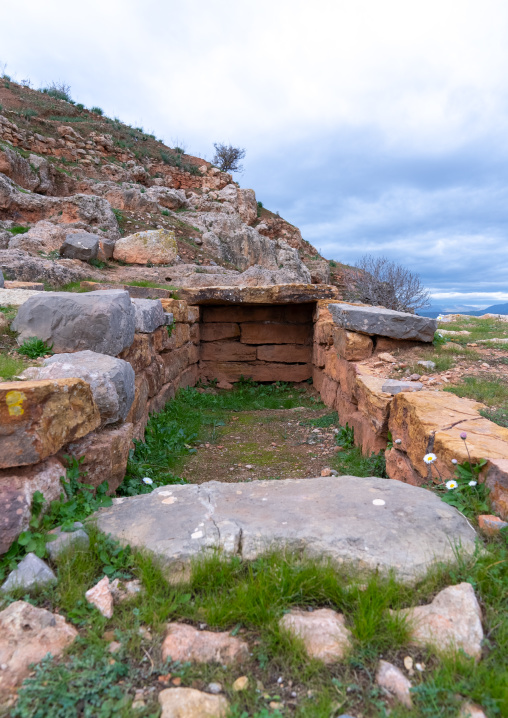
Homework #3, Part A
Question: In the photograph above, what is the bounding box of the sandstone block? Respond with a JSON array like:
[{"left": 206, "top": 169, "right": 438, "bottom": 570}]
[
  {"left": 60, "top": 422, "right": 134, "bottom": 492},
  {"left": 319, "top": 375, "right": 339, "bottom": 408},
  {"left": 279, "top": 608, "right": 352, "bottom": 663},
  {"left": 201, "top": 305, "right": 284, "bottom": 323},
  {"left": 480, "top": 459, "right": 508, "bottom": 519},
  {"left": 333, "top": 327, "right": 373, "bottom": 360},
  {"left": 329, "top": 302, "right": 437, "bottom": 342},
  {"left": 389, "top": 392, "right": 508, "bottom": 481},
  {"left": 0, "top": 379, "right": 100, "bottom": 469},
  {"left": 159, "top": 298, "right": 187, "bottom": 322},
  {"left": 131, "top": 298, "right": 165, "bottom": 333},
  {"left": 313, "top": 319, "right": 335, "bottom": 345},
  {"left": 323, "top": 347, "right": 342, "bottom": 382},
  {"left": 199, "top": 361, "right": 312, "bottom": 383},
  {"left": 0, "top": 457, "right": 65, "bottom": 553},
  {"left": 161, "top": 345, "right": 192, "bottom": 383},
  {"left": 312, "top": 342, "right": 326, "bottom": 367},
  {"left": 190, "top": 323, "right": 200, "bottom": 343},
  {"left": 241, "top": 322, "right": 311, "bottom": 345},
  {"left": 175, "top": 364, "right": 198, "bottom": 390},
  {"left": 385, "top": 447, "right": 423, "bottom": 486},
  {"left": 200, "top": 341, "right": 256, "bottom": 362},
  {"left": 186, "top": 305, "right": 200, "bottom": 323},
  {"left": 477, "top": 514, "right": 508, "bottom": 536},
  {"left": 113, "top": 228, "right": 177, "bottom": 264},
  {"left": 0, "top": 601, "right": 77, "bottom": 699},
  {"left": 158, "top": 687, "right": 229, "bottom": 718},
  {"left": 148, "top": 382, "right": 176, "bottom": 415},
  {"left": 1, "top": 553, "right": 56, "bottom": 593},
  {"left": 161, "top": 623, "right": 249, "bottom": 664},
  {"left": 59, "top": 231, "right": 99, "bottom": 261},
  {"left": 151, "top": 326, "right": 174, "bottom": 354},
  {"left": 126, "top": 374, "right": 149, "bottom": 425},
  {"left": 200, "top": 322, "right": 240, "bottom": 342},
  {"left": 23, "top": 350, "right": 135, "bottom": 426},
  {"left": 312, "top": 366, "right": 324, "bottom": 392},
  {"left": 257, "top": 344, "right": 312, "bottom": 363},
  {"left": 119, "top": 333, "right": 154, "bottom": 372},
  {"left": 395, "top": 583, "right": 483, "bottom": 659},
  {"left": 144, "top": 356, "right": 165, "bottom": 397},
  {"left": 11, "top": 289, "right": 136, "bottom": 356},
  {"left": 168, "top": 323, "right": 191, "bottom": 349},
  {"left": 356, "top": 375, "right": 392, "bottom": 434}
]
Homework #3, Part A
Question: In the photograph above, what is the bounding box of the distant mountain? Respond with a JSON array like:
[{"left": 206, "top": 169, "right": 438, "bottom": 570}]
[{"left": 419, "top": 303, "right": 508, "bottom": 318}]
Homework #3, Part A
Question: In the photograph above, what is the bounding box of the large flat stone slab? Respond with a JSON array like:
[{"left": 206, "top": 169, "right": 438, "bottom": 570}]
[
  {"left": 328, "top": 303, "right": 437, "bottom": 342},
  {"left": 94, "top": 477, "right": 477, "bottom": 582},
  {"left": 177, "top": 284, "right": 339, "bottom": 305}
]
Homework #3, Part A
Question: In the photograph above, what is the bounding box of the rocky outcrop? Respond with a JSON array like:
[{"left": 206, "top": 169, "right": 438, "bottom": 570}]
[
  {"left": 0, "top": 248, "right": 99, "bottom": 285},
  {"left": 113, "top": 229, "right": 178, "bottom": 265}
]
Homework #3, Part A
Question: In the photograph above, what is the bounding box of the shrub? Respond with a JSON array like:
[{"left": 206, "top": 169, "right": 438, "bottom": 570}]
[
  {"left": 8, "top": 225, "right": 29, "bottom": 235},
  {"left": 342, "top": 254, "right": 430, "bottom": 313},
  {"left": 20, "top": 108, "right": 37, "bottom": 119},
  {"left": 42, "top": 81, "right": 72, "bottom": 102},
  {"left": 76, "top": 102, "right": 84, "bottom": 111},
  {"left": 212, "top": 142, "right": 246, "bottom": 173},
  {"left": 90, "top": 106, "right": 104, "bottom": 116}
]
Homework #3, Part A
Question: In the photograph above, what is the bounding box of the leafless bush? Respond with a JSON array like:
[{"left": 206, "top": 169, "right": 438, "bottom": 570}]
[
  {"left": 212, "top": 143, "right": 246, "bottom": 173},
  {"left": 342, "top": 255, "right": 430, "bottom": 313}
]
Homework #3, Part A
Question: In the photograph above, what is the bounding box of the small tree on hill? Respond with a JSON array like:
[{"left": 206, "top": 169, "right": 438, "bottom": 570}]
[
  {"left": 342, "top": 254, "right": 430, "bottom": 314},
  {"left": 212, "top": 143, "right": 246, "bottom": 173}
]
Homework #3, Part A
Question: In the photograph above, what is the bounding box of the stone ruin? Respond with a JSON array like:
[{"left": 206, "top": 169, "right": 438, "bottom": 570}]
[{"left": 1, "top": 282, "right": 508, "bottom": 557}]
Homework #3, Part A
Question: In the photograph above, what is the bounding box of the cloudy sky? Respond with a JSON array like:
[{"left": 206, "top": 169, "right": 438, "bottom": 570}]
[{"left": 3, "top": 0, "right": 508, "bottom": 309}]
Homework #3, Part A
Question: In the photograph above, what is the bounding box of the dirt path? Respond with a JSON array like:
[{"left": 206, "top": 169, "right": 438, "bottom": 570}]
[{"left": 175, "top": 406, "right": 340, "bottom": 483}]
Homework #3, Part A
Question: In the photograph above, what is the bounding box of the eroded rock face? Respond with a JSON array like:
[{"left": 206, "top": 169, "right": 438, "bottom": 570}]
[
  {"left": 394, "top": 583, "right": 483, "bottom": 659},
  {"left": 94, "top": 476, "right": 477, "bottom": 582},
  {"left": 22, "top": 350, "right": 135, "bottom": 425},
  {"left": 161, "top": 623, "right": 249, "bottom": 665},
  {"left": 328, "top": 303, "right": 437, "bottom": 342},
  {"left": 113, "top": 229, "right": 178, "bottom": 265},
  {"left": 0, "top": 379, "right": 100, "bottom": 469},
  {"left": 279, "top": 608, "right": 352, "bottom": 663},
  {"left": 11, "top": 289, "right": 136, "bottom": 355},
  {"left": 0, "top": 248, "right": 101, "bottom": 286},
  {"left": 0, "top": 601, "right": 78, "bottom": 700},
  {"left": 158, "top": 687, "right": 229, "bottom": 718}
]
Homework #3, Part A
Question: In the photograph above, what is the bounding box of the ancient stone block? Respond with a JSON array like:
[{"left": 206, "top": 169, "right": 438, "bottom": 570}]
[
  {"left": 312, "top": 366, "right": 324, "bottom": 392},
  {"left": 0, "top": 379, "right": 100, "bottom": 469},
  {"left": 356, "top": 375, "right": 392, "bottom": 433},
  {"left": 313, "top": 319, "right": 335, "bottom": 346},
  {"left": 148, "top": 382, "right": 176, "bottom": 415},
  {"left": 167, "top": 323, "right": 191, "bottom": 349},
  {"left": 151, "top": 326, "right": 173, "bottom": 355},
  {"left": 201, "top": 305, "right": 285, "bottom": 323},
  {"left": 199, "top": 361, "right": 312, "bottom": 383},
  {"left": 329, "top": 303, "right": 437, "bottom": 342},
  {"left": 332, "top": 326, "right": 373, "bottom": 361},
  {"left": 175, "top": 364, "right": 198, "bottom": 390},
  {"left": 312, "top": 342, "right": 326, "bottom": 367},
  {"left": 159, "top": 298, "right": 188, "bottom": 322},
  {"left": 319, "top": 375, "right": 339, "bottom": 408},
  {"left": 385, "top": 447, "right": 423, "bottom": 486},
  {"left": 22, "top": 350, "right": 135, "bottom": 426},
  {"left": 61, "top": 423, "right": 134, "bottom": 492},
  {"left": 186, "top": 305, "right": 200, "bottom": 323},
  {"left": 0, "top": 458, "right": 65, "bottom": 554},
  {"left": 480, "top": 459, "right": 508, "bottom": 519},
  {"left": 126, "top": 374, "right": 149, "bottom": 426},
  {"left": 131, "top": 298, "right": 165, "bottom": 333},
  {"left": 381, "top": 379, "right": 423, "bottom": 394},
  {"left": 374, "top": 336, "right": 422, "bottom": 354},
  {"left": 11, "top": 290, "right": 136, "bottom": 356},
  {"left": 161, "top": 345, "right": 192, "bottom": 383},
  {"left": 143, "top": 356, "right": 165, "bottom": 398},
  {"left": 200, "top": 322, "right": 240, "bottom": 342},
  {"left": 188, "top": 343, "right": 199, "bottom": 364},
  {"left": 200, "top": 341, "right": 256, "bottom": 362},
  {"left": 323, "top": 348, "right": 342, "bottom": 382},
  {"left": 190, "top": 323, "right": 200, "bottom": 344},
  {"left": 119, "top": 333, "right": 154, "bottom": 373},
  {"left": 257, "top": 344, "right": 312, "bottom": 363},
  {"left": 240, "top": 323, "right": 311, "bottom": 345}
]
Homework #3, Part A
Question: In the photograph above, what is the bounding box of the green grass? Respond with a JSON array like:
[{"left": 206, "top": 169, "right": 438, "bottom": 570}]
[
  {"left": 332, "top": 445, "right": 387, "bottom": 477},
  {"left": 121, "top": 382, "right": 323, "bottom": 494},
  {"left": 299, "top": 411, "right": 339, "bottom": 428},
  {"left": 0, "top": 352, "right": 27, "bottom": 380},
  {"left": 7, "top": 225, "right": 29, "bottom": 235},
  {"left": 126, "top": 279, "right": 178, "bottom": 291},
  {"left": 445, "top": 375, "right": 508, "bottom": 408},
  {"left": 5, "top": 531, "right": 508, "bottom": 718},
  {"left": 438, "top": 317, "right": 508, "bottom": 344}
]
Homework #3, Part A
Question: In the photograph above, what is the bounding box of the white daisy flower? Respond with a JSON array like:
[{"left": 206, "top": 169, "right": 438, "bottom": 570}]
[
  {"left": 142, "top": 477, "right": 154, "bottom": 485},
  {"left": 446, "top": 480, "right": 458, "bottom": 490},
  {"left": 469, "top": 480, "right": 477, "bottom": 487},
  {"left": 423, "top": 453, "right": 437, "bottom": 464}
]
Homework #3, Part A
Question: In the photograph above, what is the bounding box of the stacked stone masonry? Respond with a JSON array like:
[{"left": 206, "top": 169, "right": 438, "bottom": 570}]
[{"left": 1, "top": 288, "right": 508, "bottom": 555}]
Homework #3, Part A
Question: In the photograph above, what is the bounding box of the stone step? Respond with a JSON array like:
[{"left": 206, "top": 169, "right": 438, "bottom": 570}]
[{"left": 94, "top": 476, "right": 477, "bottom": 583}]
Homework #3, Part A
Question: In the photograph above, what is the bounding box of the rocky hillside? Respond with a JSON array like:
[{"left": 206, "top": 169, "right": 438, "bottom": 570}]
[{"left": 0, "top": 79, "right": 344, "bottom": 290}]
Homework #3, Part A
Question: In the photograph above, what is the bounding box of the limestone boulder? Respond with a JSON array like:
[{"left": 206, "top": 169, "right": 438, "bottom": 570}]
[
  {"left": 1, "top": 553, "right": 56, "bottom": 592},
  {"left": 145, "top": 186, "right": 190, "bottom": 210},
  {"left": 11, "top": 290, "right": 136, "bottom": 355},
  {"left": 395, "top": 583, "right": 483, "bottom": 659},
  {"left": 113, "top": 229, "right": 178, "bottom": 265},
  {"left": 59, "top": 231, "right": 99, "bottom": 261},
  {"left": 131, "top": 298, "right": 166, "bottom": 333},
  {"left": 94, "top": 476, "right": 477, "bottom": 582},
  {"left": 158, "top": 688, "right": 229, "bottom": 718},
  {"left": 0, "top": 379, "right": 100, "bottom": 469},
  {"left": 0, "top": 601, "right": 77, "bottom": 701},
  {"left": 279, "top": 608, "right": 352, "bottom": 663},
  {"left": 161, "top": 623, "right": 249, "bottom": 664},
  {"left": 0, "top": 457, "right": 66, "bottom": 553},
  {"left": 328, "top": 302, "right": 437, "bottom": 342},
  {"left": 23, "top": 350, "right": 135, "bottom": 425}
]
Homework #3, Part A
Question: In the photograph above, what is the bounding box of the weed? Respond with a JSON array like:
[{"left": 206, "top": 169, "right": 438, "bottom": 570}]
[
  {"left": 42, "top": 81, "right": 72, "bottom": 102},
  {"left": 300, "top": 411, "right": 339, "bottom": 428},
  {"left": 16, "top": 336, "right": 53, "bottom": 358},
  {"left": 161, "top": 209, "right": 170, "bottom": 216},
  {"left": 0, "top": 352, "right": 27, "bottom": 380},
  {"left": 19, "top": 108, "right": 37, "bottom": 119},
  {"left": 480, "top": 407, "right": 508, "bottom": 428},
  {"left": 329, "top": 259, "right": 337, "bottom": 268},
  {"left": 76, "top": 102, "right": 84, "bottom": 111},
  {"left": 90, "top": 106, "right": 104, "bottom": 116},
  {"left": 336, "top": 423, "right": 355, "bottom": 449},
  {"left": 88, "top": 257, "right": 109, "bottom": 269},
  {"left": 7, "top": 225, "right": 29, "bottom": 235}
]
